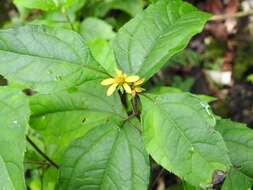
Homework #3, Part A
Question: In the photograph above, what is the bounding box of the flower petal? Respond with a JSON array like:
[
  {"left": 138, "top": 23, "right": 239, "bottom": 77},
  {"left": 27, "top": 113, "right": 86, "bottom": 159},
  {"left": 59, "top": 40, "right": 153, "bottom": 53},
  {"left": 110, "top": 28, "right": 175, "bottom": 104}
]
[
  {"left": 106, "top": 84, "right": 118, "bottom": 96},
  {"left": 101, "top": 78, "right": 114, "bottom": 85},
  {"left": 134, "top": 78, "right": 145, "bottom": 86},
  {"left": 125, "top": 75, "right": 140, "bottom": 83},
  {"left": 123, "top": 83, "right": 132, "bottom": 94},
  {"left": 132, "top": 90, "right": 137, "bottom": 97},
  {"left": 115, "top": 68, "right": 123, "bottom": 76},
  {"left": 135, "top": 87, "right": 145, "bottom": 93}
]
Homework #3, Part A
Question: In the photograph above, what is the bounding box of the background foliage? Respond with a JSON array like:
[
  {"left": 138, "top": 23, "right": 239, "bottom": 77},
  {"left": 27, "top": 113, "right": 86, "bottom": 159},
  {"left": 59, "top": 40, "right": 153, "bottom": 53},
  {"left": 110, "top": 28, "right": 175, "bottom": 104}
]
[{"left": 0, "top": 0, "right": 253, "bottom": 190}]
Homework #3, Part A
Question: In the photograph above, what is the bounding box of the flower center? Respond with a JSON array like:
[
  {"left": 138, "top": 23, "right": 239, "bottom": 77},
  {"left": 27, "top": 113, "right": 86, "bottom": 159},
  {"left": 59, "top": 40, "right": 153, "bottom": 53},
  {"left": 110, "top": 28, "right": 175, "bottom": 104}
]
[{"left": 115, "top": 76, "right": 125, "bottom": 84}]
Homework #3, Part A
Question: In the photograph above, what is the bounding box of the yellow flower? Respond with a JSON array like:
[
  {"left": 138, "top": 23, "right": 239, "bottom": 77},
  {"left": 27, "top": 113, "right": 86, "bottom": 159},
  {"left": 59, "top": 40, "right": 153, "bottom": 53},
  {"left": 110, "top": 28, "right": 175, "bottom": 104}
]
[
  {"left": 133, "top": 78, "right": 145, "bottom": 86},
  {"left": 131, "top": 78, "right": 145, "bottom": 96},
  {"left": 101, "top": 69, "right": 140, "bottom": 96}
]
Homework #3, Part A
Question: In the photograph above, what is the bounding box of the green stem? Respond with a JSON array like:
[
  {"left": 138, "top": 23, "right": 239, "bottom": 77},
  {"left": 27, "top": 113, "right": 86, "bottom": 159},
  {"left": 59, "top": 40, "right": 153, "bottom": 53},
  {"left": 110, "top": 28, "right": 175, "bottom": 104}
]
[{"left": 61, "top": 7, "right": 75, "bottom": 30}]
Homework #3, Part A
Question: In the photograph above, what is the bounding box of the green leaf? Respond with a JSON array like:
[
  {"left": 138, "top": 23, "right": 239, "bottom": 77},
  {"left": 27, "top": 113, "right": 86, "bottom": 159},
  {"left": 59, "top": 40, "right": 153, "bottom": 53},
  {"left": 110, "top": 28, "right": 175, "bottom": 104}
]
[
  {"left": 29, "top": 0, "right": 87, "bottom": 29},
  {"left": 13, "top": 0, "right": 58, "bottom": 11},
  {"left": 107, "top": 0, "right": 144, "bottom": 17},
  {"left": 80, "top": 17, "right": 115, "bottom": 41},
  {"left": 57, "top": 119, "right": 150, "bottom": 190},
  {"left": 31, "top": 11, "right": 75, "bottom": 29},
  {"left": 88, "top": 39, "right": 117, "bottom": 76},
  {"left": 42, "top": 168, "right": 58, "bottom": 190},
  {"left": 149, "top": 0, "right": 159, "bottom": 3},
  {"left": 141, "top": 92, "right": 231, "bottom": 187},
  {"left": 61, "top": 0, "right": 76, "bottom": 9},
  {"left": 0, "top": 87, "right": 30, "bottom": 190},
  {"left": 13, "top": 0, "right": 79, "bottom": 11},
  {"left": 68, "top": 0, "right": 87, "bottom": 13},
  {"left": 183, "top": 182, "right": 204, "bottom": 190},
  {"left": 247, "top": 74, "right": 253, "bottom": 84},
  {"left": 222, "top": 168, "right": 252, "bottom": 190},
  {"left": 149, "top": 86, "right": 182, "bottom": 94},
  {"left": 113, "top": 0, "right": 210, "bottom": 79},
  {"left": 215, "top": 120, "right": 253, "bottom": 180},
  {"left": 196, "top": 95, "right": 217, "bottom": 103},
  {"left": 29, "top": 80, "right": 127, "bottom": 161},
  {"left": 149, "top": 86, "right": 216, "bottom": 103},
  {"left": 0, "top": 25, "right": 107, "bottom": 93},
  {"left": 84, "top": 0, "right": 144, "bottom": 17}
]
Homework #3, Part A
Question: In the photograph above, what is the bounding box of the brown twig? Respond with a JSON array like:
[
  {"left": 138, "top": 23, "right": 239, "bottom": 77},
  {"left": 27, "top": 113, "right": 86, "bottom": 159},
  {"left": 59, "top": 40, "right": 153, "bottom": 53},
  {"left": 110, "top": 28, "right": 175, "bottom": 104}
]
[
  {"left": 131, "top": 96, "right": 139, "bottom": 116},
  {"left": 24, "top": 160, "right": 49, "bottom": 166},
  {"left": 26, "top": 136, "right": 59, "bottom": 169},
  {"left": 151, "top": 168, "right": 165, "bottom": 189},
  {"left": 210, "top": 9, "right": 253, "bottom": 21},
  {"left": 118, "top": 90, "right": 129, "bottom": 112}
]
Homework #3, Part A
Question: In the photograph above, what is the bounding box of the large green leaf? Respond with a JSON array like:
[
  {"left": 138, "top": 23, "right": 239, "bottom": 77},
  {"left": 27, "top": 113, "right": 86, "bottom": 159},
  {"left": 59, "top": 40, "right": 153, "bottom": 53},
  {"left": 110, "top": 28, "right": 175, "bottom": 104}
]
[
  {"left": 0, "top": 87, "right": 30, "bottom": 190},
  {"left": 141, "top": 92, "right": 231, "bottom": 187},
  {"left": 149, "top": 0, "right": 159, "bottom": 3},
  {"left": 0, "top": 25, "right": 107, "bottom": 93},
  {"left": 113, "top": 0, "right": 210, "bottom": 79},
  {"left": 215, "top": 119, "right": 253, "bottom": 187},
  {"left": 56, "top": 119, "right": 150, "bottom": 190},
  {"left": 29, "top": 80, "right": 127, "bottom": 161},
  {"left": 221, "top": 168, "right": 252, "bottom": 190}
]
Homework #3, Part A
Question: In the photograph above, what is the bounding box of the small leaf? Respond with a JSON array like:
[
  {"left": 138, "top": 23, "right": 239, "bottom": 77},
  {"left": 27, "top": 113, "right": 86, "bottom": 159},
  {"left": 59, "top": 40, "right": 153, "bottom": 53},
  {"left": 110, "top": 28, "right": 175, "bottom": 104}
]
[
  {"left": 0, "top": 87, "right": 30, "bottom": 190},
  {"left": 13, "top": 0, "right": 58, "bottom": 11},
  {"left": 80, "top": 17, "right": 115, "bottom": 41},
  {"left": 0, "top": 26, "right": 107, "bottom": 93},
  {"left": 88, "top": 39, "right": 117, "bottom": 76},
  {"left": 29, "top": 80, "right": 127, "bottom": 161},
  {"left": 141, "top": 92, "right": 231, "bottom": 187},
  {"left": 221, "top": 168, "right": 252, "bottom": 190},
  {"left": 57, "top": 119, "right": 150, "bottom": 190},
  {"left": 107, "top": 0, "right": 144, "bottom": 17},
  {"left": 83, "top": 0, "right": 144, "bottom": 17},
  {"left": 247, "top": 74, "right": 253, "bottom": 84},
  {"left": 215, "top": 119, "right": 253, "bottom": 180},
  {"left": 113, "top": 0, "right": 210, "bottom": 78},
  {"left": 13, "top": 0, "right": 79, "bottom": 11}
]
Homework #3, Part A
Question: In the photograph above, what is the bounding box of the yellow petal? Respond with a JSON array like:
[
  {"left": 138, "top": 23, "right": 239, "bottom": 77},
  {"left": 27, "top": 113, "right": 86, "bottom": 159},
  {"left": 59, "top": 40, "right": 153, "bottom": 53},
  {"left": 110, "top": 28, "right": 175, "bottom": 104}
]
[
  {"left": 125, "top": 75, "right": 140, "bottom": 83},
  {"left": 135, "top": 87, "right": 145, "bottom": 93},
  {"left": 115, "top": 68, "right": 123, "bottom": 76},
  {"left": 123, "top": 83, "right": 132, "bottom": 94},
  {"left": 106, "top": 84, "right": 118, "bottom": 96},
  {"left": 101, "top": 78, "right": 114, "bottom": 85},
  {"left": 134, "top": 78, "right": 145, "bottom": 86}
]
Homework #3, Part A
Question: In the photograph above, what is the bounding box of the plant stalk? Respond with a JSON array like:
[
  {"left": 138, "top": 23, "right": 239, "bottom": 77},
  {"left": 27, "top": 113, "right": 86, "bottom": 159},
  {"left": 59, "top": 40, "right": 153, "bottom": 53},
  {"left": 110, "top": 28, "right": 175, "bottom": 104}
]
[
  {"left": 61, "top": 7, "right": 75, "bottom": 30},
  {"left": 210, "top": 9, "right": 253, "bottom": 21}
]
